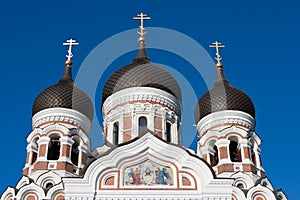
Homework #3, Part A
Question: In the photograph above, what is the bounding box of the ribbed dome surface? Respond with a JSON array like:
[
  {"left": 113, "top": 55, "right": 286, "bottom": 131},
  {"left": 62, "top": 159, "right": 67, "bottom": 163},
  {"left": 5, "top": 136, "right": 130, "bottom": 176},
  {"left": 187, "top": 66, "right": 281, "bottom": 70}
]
[
  {"left": 195, "top": 68, "right": 255, "bottom": 122},
  {"left": 102, "top": 53, "right": 182, "bottom": 105},
  {"left": 32, "top": 67, "right": 94, "bottom": 121}
]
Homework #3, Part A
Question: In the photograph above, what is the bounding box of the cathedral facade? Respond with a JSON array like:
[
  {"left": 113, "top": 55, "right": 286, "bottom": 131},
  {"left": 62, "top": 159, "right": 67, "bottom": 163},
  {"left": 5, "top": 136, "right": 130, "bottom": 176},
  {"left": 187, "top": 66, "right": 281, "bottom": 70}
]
[{"left": 1, "top": 14, "right": 287, "bottom": 200}]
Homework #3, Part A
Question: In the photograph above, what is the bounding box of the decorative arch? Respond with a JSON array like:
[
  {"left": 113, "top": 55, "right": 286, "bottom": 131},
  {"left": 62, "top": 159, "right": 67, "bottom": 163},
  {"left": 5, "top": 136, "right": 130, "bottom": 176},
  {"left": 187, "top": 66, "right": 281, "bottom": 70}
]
[
  {"left": 259, "top": 178, "right": 274, "bottom": 191},
  {"left": 232, "top": 186, "right": 247, "bottom": 200},
  {"left": 16, "top": 183, "right": 45, "bottom": 200},
  {"left": 36, "top": 171, "right": 62, "bottom": 188},
  {"left": 99, "top": 172, "right": 118, "bottom": 189},
  {"left": 247, "top": 185, "right": 277, "bottom": 200},
  {"left": 52, "top": 192, "right": 65, "bottom": 200},
  {"left": 231, "top": 172, "right": 254, "bottom": 189},
  {"left": 0, "top": 187, "right": 15, "bottom": 200},
  {"left": 221, "top": 125, "right": 249, "bottom": 138},
  {"left": 16, "top": 176, "right": 31, "bottom": 189},
  {"left": 46, "top": 130, "right": 65, "bottom": 138},
  {"left": 179, "top": 172, "right": 196, "bottom": 189},
  {"left": 45, "top": 183, "right": 64, "bottom": 200},
  {"left": 23, "top": 192, "right": 39, "bottom": 200}
]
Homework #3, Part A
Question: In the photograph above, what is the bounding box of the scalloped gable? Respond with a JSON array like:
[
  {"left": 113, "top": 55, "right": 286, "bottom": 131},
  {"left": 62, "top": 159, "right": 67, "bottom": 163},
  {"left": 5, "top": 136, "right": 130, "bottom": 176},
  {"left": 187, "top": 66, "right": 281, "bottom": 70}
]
[{"left": 62, "top": 131, "right": 234, "bottom": 199}]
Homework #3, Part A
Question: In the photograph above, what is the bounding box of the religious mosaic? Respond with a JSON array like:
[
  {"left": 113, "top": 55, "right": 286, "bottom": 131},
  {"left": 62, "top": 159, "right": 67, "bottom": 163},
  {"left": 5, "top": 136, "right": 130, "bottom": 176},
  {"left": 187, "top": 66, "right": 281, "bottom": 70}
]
[{"left": 123, "top": 160, "right": 173, "bottom": 186}]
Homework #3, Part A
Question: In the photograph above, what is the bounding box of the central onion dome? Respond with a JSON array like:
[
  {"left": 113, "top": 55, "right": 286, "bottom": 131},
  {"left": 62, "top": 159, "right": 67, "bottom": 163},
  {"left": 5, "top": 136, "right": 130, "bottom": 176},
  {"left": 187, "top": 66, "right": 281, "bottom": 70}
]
[
  {"left": 102, "top": 38, "right": 182, "bottom": 106},
  {"left": 195, "top": 61, "right": 255, "bottom": 123},
  {"left": 32, "top": 61, "right": 94, "bottom": 121}
]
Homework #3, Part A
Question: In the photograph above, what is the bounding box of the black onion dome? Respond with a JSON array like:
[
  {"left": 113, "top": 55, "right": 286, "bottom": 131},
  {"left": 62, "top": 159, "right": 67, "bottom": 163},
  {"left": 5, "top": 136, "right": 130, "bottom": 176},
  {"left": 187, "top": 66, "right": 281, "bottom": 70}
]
[
  {"left": 102, "top": 45, "right": 182, "bottom": 105},
  {"left": 195, "top": 67, "right": 255, "bottom": 122},
  {"left": 32, "top": 64, "right": 94, "bottom": 121}
]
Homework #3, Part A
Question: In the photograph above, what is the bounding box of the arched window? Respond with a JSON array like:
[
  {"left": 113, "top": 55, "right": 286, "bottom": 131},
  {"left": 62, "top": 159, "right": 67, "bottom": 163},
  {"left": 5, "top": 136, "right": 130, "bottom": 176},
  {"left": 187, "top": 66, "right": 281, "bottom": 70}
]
[
  {"left": 138, "top": 117, "right": 147, "bottom": 136},
  {"left": 229, "top": 139, "right": 242, "bottom": 162},
  {"left": 113, "top": 122, "right": 119, "bottom": 145},
  {"left": 165, "top": 122, "right": 171, "bottom": 142},
  {"left": 47, "top": 135, "right": 60, "bottom": 160},
  {"left": 31, "top": 138, "right": 39, "bottom": 164},
  {"left": 71, "top": 138, "right": 80, "bottom": 166}
]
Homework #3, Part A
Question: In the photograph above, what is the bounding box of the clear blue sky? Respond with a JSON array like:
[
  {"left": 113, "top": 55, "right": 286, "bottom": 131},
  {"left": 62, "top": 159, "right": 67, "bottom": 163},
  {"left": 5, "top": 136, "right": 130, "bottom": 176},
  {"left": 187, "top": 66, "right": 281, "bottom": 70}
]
[{"left": 0, "top": 1, "right": 298, "bottom": 199}]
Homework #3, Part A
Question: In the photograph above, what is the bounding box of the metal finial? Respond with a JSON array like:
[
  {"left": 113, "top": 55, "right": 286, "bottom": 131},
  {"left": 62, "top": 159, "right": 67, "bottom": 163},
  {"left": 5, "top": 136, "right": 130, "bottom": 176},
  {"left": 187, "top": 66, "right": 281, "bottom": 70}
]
[
  {"left": 63, "top": 39, "right": 79, "bottom": 66},
  {"left": 133, "top": 13, "right": 151, "bottom": 40},
  {"left": 209, "top": 41, "right": 225, "bottom": 69}
]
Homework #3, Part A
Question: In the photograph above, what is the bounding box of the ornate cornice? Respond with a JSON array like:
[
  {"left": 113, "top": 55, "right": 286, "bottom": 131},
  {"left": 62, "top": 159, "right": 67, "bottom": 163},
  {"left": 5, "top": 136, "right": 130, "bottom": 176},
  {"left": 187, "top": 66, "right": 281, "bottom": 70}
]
[
  {"left": 197, "top": 110, "right": 255, "bottom": 136},
  {"left": 32, "top": 108, "right": 92, "bottom": 134},
  {"left": 102, "top": 87, "right": 181, "bottom": 116}
]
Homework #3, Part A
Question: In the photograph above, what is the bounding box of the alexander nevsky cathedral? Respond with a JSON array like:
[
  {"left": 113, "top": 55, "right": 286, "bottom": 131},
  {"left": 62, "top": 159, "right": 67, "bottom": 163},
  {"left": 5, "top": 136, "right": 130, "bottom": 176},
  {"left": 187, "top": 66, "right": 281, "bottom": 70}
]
[{"left": 1, "top": 13, "right": 287, "bottom": 200}]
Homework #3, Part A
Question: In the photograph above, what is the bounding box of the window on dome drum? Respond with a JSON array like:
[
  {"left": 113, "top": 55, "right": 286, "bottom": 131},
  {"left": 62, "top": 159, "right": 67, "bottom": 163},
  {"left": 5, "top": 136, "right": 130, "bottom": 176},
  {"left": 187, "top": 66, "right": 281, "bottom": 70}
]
[
  {"left": 47, "top": 135, "right": 60, "bottom": 160},
  {"left": 229, "top": 139, "right": 242, "bottom": 162},
  {"left": 30, "top": 138, "right": 39, "bottom": 165},
  {"left": 71, "top": 138, "right": 80, "bottom": 166},
  {"left": 138, "top": 117, "right": 147, "bottom": 136},
  {"left": 165, "top": 122, "right": 171, "bottom": 142},
  {"left": 113, "top": 122, "right": 119, "bottom": 145}
]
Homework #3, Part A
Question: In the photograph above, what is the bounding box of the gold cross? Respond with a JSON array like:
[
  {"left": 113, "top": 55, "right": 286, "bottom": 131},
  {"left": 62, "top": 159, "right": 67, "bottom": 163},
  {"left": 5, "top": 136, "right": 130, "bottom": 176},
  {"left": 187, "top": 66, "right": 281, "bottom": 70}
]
[
  {"left": 209, "top": 41, "right": 225, "bottom": 65},
  {"left": 63, "top": 39, "right": 79, "bottom": 61},
  {"left": 133, "top": 13, "right": 151, "bottom": 37}
]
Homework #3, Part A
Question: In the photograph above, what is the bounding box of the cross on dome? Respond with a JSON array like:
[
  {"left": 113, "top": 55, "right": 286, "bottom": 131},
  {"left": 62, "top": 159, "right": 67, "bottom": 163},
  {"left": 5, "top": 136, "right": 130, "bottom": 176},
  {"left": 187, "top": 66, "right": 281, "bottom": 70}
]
[
  {"left": 133, "top": 13, "right": 151, "bottom": 38},
  {"left": 63, "top": 39, "right": 79, "bottom": 65},
  {"left": 209, "top": 41, "right": 225, "bottom": 69}
]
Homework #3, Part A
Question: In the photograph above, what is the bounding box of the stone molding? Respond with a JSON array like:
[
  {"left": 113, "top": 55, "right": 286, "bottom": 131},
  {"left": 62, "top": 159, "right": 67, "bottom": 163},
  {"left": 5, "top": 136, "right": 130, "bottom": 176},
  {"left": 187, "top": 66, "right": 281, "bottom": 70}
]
[
  {"left": 32, "top": 108, "right": 92, "bottom": 134},
  {"left": 197, "top": 110, "right": 255, "bottom": 136},
  {"left": 102, "top": 87, "right": 181, "bottom": 116}
]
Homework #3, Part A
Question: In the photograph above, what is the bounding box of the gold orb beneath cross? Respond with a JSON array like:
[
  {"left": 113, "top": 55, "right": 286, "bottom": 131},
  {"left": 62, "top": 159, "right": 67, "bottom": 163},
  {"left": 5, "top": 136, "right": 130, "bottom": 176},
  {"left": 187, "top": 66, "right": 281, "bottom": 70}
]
[
  {"left": 216, "top": 62, "right": 223, "bottom": 69},
  {"left": 65, "top": 59, "right": 73, "bottom": 67}
]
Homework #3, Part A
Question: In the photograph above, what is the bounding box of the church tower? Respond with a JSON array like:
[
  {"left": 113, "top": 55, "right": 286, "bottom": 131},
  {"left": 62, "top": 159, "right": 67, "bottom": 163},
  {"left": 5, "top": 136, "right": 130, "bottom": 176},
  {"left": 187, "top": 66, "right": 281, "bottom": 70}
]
[
  {"left": 195, "top": 42, "right": 286, "bottom": 199},
  {"left": 101, "top": 13, "right": 182, "bottom": 147},
  {"left": 23, "top": 39, "right": 94, "bottom": 178}
]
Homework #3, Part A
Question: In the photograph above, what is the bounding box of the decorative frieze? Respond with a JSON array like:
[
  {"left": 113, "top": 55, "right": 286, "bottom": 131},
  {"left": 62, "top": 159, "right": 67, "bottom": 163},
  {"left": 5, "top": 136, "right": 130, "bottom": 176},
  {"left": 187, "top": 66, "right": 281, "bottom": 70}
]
[
  {"left": 32, "top": 108, "right": 92, "bottom": 134},
  {"left": 197, "top": 110, "right": 255, "bottom": 137}
]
